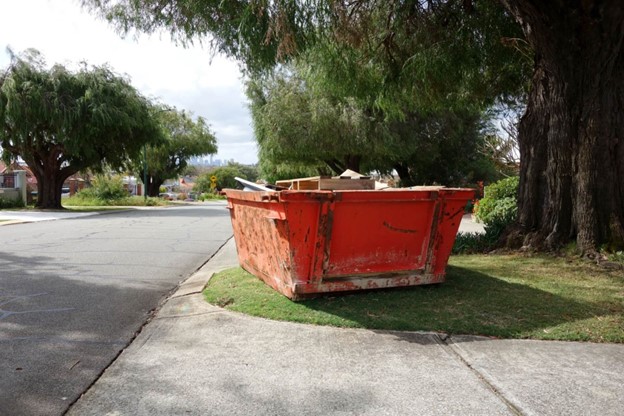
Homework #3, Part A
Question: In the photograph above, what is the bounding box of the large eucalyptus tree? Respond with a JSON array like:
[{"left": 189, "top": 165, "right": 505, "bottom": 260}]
[{"left": 0, "top": 50, "right": 161, "bottom": 208}]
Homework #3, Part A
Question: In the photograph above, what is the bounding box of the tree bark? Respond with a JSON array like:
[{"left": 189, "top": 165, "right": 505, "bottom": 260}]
[
  {"left": 343, "top": 154, "right": 362, "bottom": 173},
  {"left": 500, "top": 0, "right": 624, "bottom": 254},
  {"left": 147, "top": 176, "right": 164, "bottom": 197},
  {"left": 25, "top": 149, "right": 77, "bottom": 209},
  {"left": 394, "top": 163, "right": 415, "bottom": 187}
]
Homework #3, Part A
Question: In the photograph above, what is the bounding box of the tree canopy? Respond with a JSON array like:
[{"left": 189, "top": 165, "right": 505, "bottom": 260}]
[
  {"left": 247, "top": 67, "right": 497, "bottom": 186},
  {"left": 0, "top": 49, "right": 162, "bottom": 208},
  {"left": 136, "top": 106, "right": 218, "bottom": 196},
  {"left": 82, "top": 0, "right": 624, "bottom": 254}
]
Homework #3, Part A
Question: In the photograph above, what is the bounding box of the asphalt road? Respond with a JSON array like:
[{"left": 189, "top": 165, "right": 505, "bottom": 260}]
[{"left": 0, "top": 204, "right": 233, "bottom": 416}]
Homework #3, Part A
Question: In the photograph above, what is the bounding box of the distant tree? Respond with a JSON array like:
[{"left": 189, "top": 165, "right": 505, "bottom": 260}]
[
  {"left": 194, "top": 162, "right": 259, "bottom": 192},
  {"left": 135, "top": 107, "right": 218, "bottom": 196},
  {"left": 0, "top": 49, "right": 161, "bottom": 208},
  {"left": 247, "top": 73, "right": 374, "bottom": 176},
  {"left": 377, "top": 111, "right": 497, "bottom": 187},
  {"left": 248, "top": 68, "right": 495, "bottom": 187}
]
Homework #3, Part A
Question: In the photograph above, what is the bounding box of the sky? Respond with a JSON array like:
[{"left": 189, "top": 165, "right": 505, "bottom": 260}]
[{"left": 0, "top": 0, "right": 258, "bottom": 164}]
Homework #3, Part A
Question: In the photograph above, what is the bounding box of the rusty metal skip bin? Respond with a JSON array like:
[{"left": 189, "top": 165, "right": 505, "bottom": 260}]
[{"left": 225, "top": 187, "right": 474, "bottom": 300}]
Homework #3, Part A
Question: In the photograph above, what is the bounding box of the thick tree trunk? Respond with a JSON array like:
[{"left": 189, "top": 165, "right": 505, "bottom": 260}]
[
  {"left": 343, "top": 154, "right": 361, "bottom": 173},
  {"left": 26, "top": 155, "right": 76, "bottom": 209},
  {"left": 147, "top": 176, "right": 164, "bottom": 197},
  {"left": 394, "top": 163, "right": 415, "bottom": 187},
  {"left": 501, "top": 0, "right": 624, "bottom": 254}
]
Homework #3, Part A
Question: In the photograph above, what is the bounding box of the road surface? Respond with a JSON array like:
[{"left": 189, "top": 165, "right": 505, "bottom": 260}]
[{"left": 0, "top": 204, "right": 233, "bottom": 416}]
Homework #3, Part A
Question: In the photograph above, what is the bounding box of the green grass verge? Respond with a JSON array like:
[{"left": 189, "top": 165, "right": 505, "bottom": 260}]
[
  {"left": 63, "top": 195, "right": 167, "bottom": 207},
  {"left": 203, "top": 254, "right": 624, "bottom": 343}
]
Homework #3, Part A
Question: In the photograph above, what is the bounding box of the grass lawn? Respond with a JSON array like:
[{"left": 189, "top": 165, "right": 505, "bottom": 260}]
[{"left": 204, "top": 254, "right": 624, "bottom": 343}]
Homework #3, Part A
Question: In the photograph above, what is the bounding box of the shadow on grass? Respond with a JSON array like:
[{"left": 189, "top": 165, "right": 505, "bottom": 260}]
[{"left": 289, "top": 265, "right": 608, "bottom": 340}]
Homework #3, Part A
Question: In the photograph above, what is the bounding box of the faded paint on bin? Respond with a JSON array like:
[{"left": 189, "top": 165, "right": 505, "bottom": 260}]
[{"left": 225, "top": 188, "right": 474, "bottom": 300}]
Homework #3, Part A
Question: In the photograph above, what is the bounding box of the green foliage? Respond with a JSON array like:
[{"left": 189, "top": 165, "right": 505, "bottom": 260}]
[
  {"left": 198, "top": 193, "right": 226, "bottom": 201},
  {"left": 259, "top": 160, "right": 321, "bottom": 185},
  {"left": 248, "top": 72, "right": 375, "bottom": 176},
  {"left": 84, "top": 1, "right": 529, "bottom": 188},
  {"left": 0, "top": 196, "right": 25, "bottom": 209},
  {"left": 454, "top": 177, "right": 519, "bottom": 254},
  {"left": 452, "top": 225, "right": 510, "bottom": 254},
  {"left": 135, "top": 106, "right": 218, "bottom": 196},
  {"left": 76, "top": 175, "right": 128, "bottom": 201},
  {"left": 64, "top": 194, "right": 163, "bottom": 207},
  {"left": 248, "top": 69, "right": 496, "bottom": 186},
  {"left": 82, "top": 0, "right": 317, "bottom": 74},
  {"left": 475, "top": 176, "right": 519, "bottom": 224},
  {"left": 194, "top": 163, "right": 259, "bottom": 192},
  {"left": 0, "top": 49, "right": 162, "bottom": 208},
  {"left": 82, "top": 1, "right": 530, "bottom": 98},
  {"left": 229, "top": 162, "right": 259, "bottom": 183}
]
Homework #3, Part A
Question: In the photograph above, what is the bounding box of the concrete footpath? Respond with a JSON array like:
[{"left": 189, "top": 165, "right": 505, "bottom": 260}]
[{"left": 66, "top": 238, "right": 624, "bottom": 416}]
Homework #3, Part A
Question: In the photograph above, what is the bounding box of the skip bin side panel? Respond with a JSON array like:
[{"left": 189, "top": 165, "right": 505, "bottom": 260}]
[
  {"left": 226, "top": 191, "right": 297, "bottom": 298},
  {"left": 324, "top": 194, "right": 438, "bottom": 277},
  {"left": 280, "top": 195, "right": 324, "bottom": 286},
  {"left": 431, "top": 189, "right": 476, "bottom": 276}
]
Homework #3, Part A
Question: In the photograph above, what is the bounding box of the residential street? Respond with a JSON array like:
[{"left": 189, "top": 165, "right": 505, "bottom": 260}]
[{"left": 0, "top": 204, "right": 233, "bottom": 416}]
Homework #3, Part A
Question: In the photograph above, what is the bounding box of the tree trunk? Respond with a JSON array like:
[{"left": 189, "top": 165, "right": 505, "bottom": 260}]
[
  {"left": 394, "top": 163, "right": 415, "bottom": 187},
  {"left": 147, "top": 176, "right": 164, "bottom": 197},
  {"left": 343, "top": 154, "right": 361, "bottom": 173},
  {"left": 24, "top": 146, "right": 77, "bottom": 209},
  {"left": 500, "top": 0, "right": 624, "bottom": 254}
]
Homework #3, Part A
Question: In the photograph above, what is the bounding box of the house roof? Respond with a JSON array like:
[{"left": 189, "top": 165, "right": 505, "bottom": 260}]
[{"left": 0, "top": 161, "right": 37, "bottom": 184}]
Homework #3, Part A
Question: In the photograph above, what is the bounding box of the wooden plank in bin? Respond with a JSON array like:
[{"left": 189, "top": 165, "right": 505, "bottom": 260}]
[
  {"left": 318, "top": 179, "right": 375, "bottom": 190},
  {"left": 276, "top": 176, "right": 375, "bottom": 191}
]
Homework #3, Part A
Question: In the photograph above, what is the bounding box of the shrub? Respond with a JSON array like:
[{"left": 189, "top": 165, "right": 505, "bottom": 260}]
[
  {"left": 198, "top": 192, "right": 225, "bottom": 201},
  {"left": 0, "top": 196, "right": 25, "bottom": 209},
  {"left": 475, "top": 176, "right": 518, "bottom": 225},
  {"left": 78, "top": 175, "right": 128, "bottom": 201},
  {"left": 454, "top": 177, "right": 519, "bottom": 254}
]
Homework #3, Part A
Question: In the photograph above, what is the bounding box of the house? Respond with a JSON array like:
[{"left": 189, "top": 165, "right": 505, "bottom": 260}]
[{"left": 0, "top": 161, "right": 38, "bottom": 202}]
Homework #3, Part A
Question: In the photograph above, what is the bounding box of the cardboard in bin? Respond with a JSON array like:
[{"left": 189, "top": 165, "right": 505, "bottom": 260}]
[{"left": 225, "top": 187, "right": 474, "bottom": 300}]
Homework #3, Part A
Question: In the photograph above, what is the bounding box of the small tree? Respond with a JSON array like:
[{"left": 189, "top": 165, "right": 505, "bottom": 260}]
[
  {"left": 0, "top": 49, "right": 161, "bottom": 208},
  {"left": 135, "top": 107, "right": 218, "bottom": 196}
]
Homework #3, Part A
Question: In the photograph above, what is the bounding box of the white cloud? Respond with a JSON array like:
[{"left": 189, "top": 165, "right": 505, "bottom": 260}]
[{"left": 0, "top": 0, "right": 257, "bottom": 164}]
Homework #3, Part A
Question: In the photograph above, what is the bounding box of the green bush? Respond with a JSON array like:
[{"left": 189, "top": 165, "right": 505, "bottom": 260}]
[
  {"left": 78, "top": 175, "right": 128, "bottom": 201},
  {"left": 0, "top": 196, "right": 25, "bottom": 209},
  {"left": 198, "top": 193, "right": 225, "bottom": 201},
  {"left": 454, "top": 177, "right": 519, "bottom": 254},
  {"left": 475, "top": 176, "right": 518, "bottom": 225},
  {"left": 64, "top": 195, "right": 163, "bottom": 207}
]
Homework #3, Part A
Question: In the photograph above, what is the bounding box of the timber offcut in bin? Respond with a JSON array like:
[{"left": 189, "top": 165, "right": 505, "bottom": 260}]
[{"left": 225, "top": 187, "right": 474, "bottom": 300}]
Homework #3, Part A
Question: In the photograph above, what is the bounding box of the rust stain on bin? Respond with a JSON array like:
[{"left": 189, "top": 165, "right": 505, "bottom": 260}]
[{"left": 225, "top": 188, "right": 474, "bottom": 300}]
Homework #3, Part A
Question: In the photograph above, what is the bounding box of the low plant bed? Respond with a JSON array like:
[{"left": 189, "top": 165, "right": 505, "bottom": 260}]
[
  {"left": 63, "top": 195, "right": 167, "bottom": 207},
  {"left": 204, "top": 254, "right": 624, "bottom": 343}
]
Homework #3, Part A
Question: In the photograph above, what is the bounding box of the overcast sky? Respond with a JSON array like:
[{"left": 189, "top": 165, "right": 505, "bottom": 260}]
[{"left": 0, "top": 0, "right": 258, "bottom": 164}]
